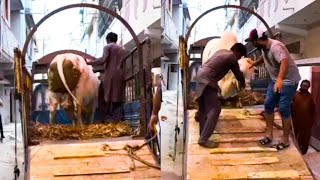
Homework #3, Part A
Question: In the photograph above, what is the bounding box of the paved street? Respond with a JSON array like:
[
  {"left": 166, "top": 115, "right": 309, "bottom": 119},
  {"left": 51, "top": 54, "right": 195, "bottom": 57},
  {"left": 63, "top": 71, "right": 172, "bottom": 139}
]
[{"left": 0, "top": 123, "right": 25, "bottom": 180}]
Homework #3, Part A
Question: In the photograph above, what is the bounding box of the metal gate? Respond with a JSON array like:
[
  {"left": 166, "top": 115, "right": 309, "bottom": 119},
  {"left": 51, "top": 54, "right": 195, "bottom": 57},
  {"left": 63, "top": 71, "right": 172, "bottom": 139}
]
[{"left": 122, "top": 38, "right": 153, "bottom": 136}]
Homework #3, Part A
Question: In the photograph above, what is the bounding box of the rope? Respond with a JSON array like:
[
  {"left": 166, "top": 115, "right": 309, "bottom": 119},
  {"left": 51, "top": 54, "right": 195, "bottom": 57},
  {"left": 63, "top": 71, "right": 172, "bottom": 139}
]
[
  {"left": 101, "top": 134, "right": 160, "bottom": 170},
  {"left": 243, "top": 109, "right": 283, "bottom": 130}
]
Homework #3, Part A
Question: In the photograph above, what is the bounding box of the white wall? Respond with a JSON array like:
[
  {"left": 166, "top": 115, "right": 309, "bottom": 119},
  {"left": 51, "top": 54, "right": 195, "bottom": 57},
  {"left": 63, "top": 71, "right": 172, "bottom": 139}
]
[
  {"left": 163, "top": 6, "right": 179, "bottom": 47},
  {"left": 237, "top": 0, "right": 316, "bottom": 42},
  {"left": 119, "top": 0, "right": 161, "bottom": 46},
  {"left": 304, "top": 27, "right": 320, "bottom": 58},
  {"left": 256, "top": 0, "right": 315, "bottom": 29},
  {"left": 91, "top": 0, "right": 161, "bottom": 58},
  {"left": 0, "top": 18, "right": 19, "bottom": 61},
  {"left": 298, "top": 66, "right": 312, "bottom": 92},
  {"left": 150, "top": 41, "right": 161, "bottom": 60},
  {"left": 10, "top": 11, "right": 22, "bottom": 45}
]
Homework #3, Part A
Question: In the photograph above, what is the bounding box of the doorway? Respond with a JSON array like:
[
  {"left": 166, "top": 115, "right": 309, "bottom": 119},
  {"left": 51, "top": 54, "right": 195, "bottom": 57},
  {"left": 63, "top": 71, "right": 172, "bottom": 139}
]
[{"left": 168, "top": 64, "right": 178, "bottom": 90}]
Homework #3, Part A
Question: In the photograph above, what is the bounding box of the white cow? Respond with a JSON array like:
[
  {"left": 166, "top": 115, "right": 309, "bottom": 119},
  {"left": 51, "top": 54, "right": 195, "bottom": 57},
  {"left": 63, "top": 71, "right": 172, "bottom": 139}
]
[
  {"left": 48, "top": 53, "right": 100, "bottom": 125},
  {"left": 202, "top": 32, "right": 254, "bottom": 107}
]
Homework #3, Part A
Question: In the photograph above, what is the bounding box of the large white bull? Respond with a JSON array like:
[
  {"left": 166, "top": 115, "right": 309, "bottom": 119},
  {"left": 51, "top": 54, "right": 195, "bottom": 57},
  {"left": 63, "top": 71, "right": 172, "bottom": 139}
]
[
  {"left": 48, "top": 53, "right": 100, "bottom": 125},
  {"left": 202, "top": 32, "right": 254, "bottom": 107}
]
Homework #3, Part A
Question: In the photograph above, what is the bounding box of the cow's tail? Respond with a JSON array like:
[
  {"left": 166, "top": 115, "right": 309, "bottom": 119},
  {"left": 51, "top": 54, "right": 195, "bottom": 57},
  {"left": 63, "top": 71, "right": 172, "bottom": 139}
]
[{"left": 56, "top": 57, "right": 80, "bottom": 106}]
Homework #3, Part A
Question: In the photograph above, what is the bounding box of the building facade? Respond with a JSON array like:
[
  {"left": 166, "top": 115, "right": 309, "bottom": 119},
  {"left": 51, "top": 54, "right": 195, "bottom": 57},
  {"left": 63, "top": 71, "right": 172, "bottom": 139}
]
[
  {"left": 1, "top": 0, "right": 37, "bottom": 125},
  {"left": 81, "top": 0, "right": 161, "bottom": 59},
  {"left": 161, "top": 0, "right": 190, "bottom": 91}
]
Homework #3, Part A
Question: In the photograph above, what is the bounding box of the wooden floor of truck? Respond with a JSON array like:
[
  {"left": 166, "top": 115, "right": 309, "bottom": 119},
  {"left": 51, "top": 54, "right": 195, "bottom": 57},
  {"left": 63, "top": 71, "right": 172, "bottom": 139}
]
[
  {"left": 186, "top": 108, "right": 314, "bottom": 180},
  {"left": 28, "top": 137, "right": 160, "bottom": 179}
]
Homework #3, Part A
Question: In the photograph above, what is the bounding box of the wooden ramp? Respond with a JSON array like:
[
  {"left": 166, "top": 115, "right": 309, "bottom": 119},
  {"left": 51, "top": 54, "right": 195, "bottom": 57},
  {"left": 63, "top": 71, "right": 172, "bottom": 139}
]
[
  {"left": 186, "top": 108, "right": 314, "bottom": 180},
  {"left": 29, "top": 138, "right": 160, "bottom": 180}
]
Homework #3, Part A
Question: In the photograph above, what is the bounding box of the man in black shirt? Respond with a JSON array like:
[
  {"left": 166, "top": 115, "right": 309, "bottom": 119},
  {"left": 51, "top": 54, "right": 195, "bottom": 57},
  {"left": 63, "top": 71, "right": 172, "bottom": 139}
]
[{"left": 196, "top": 43, "right": 247, "bottom": 148}]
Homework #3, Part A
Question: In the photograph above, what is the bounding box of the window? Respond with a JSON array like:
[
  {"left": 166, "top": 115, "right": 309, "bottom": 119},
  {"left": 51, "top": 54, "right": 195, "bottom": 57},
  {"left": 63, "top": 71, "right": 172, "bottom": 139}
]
[
  {"left": 286, "top": 41, "right": 301, "bottom": 54},
  {"left": 238, "top": 0, "right": 259, "bottom": 29},
  {"left": 170, "top": 64, "right": 178, "bottom": 73},
  {"left": 97, "top": 0, "right": 123, "bottom": 38}
]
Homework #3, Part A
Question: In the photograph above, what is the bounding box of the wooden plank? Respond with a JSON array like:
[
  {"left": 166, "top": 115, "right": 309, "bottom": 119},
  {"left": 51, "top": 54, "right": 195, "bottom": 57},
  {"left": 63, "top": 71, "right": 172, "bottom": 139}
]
[
  {"left": 299, "top": 176, "right": 315, "bottom": 180},
  {"left": 214, "top": 137, "right": 265, "bottom": 143},
  {"left": 31, "top": 155, "right": 158, "bottom": 178},
  {"left": 29, "top": 139, "right": 160, "bottom": 179},
  {"left": 32, "top": 155, "right": 131, "bottom": 166},
  {"left": 220, "top": 117, "right": 263, "bottom": 121},
  {"left": 187, "top": 151, "right": 312, "bottom": 179},
  {"left": 54, "top": 153, "right": 106, "bottom": 159},
  {"left": 247, "top": 170, "right": 300, "bottom": 179},
  {"left": 210, "top": 147, "right": 277, "bottom": 154},
  {"left": 53, "top": 166, "right": 131, "bottom": 176},
  {"left": 186, "top": 109, "right": 313, "bottom": 180},
  {"left": 211, "top": 157, "right": 279, "bottom": 166},
  {"left": 189, "top": 136, "right": 263, "bottom": 144},
  {"left": 214, "top": 128, "right": 265, "bottom": 134},
  {"left": 33, "top": 178, "right": 160, "bottom": 180},
  {"left": 189, "top": 134, "right": 263, "bottom": 143}
]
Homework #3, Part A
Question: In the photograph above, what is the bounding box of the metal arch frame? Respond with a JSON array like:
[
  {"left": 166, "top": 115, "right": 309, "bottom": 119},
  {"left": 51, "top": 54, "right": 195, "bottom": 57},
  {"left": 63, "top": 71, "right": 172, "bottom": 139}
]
[
  {"left": 184, "top": 5, "right": 274, "bottom": 50},
  {"left": 36, "top": 49, "right": 97, "bottom": 64},
  {"left": 22, "top": 3, "right": 142, "bottom": 61}
]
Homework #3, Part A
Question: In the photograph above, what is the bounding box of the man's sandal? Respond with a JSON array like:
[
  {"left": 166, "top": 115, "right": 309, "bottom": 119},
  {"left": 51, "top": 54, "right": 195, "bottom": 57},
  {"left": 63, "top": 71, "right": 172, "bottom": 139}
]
[
  {"left": 272, "top": 142, "right": 290, "bottom": 151},
  {"left": 258, "top": 137, "right": 272, "bottom": 146}
]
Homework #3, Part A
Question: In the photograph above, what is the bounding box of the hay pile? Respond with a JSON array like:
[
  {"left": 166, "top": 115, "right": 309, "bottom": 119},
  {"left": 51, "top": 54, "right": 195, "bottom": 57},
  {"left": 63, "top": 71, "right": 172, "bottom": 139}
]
[
  {"left": 187, "top": 92, "right": 198, "bottom": 110},
  {"left": 27, "top": 122, "right": 133, "bottom": 145},
  {"left": 237, "top": 90, "right": 265, "bottom": 106},
  {"left": 187, "top": 90, "right": 265, "bottom": 109}
]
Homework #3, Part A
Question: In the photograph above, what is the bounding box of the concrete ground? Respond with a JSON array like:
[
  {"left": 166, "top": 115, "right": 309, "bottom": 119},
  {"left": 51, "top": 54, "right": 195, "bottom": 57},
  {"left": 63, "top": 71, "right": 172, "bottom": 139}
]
[
  {"left": 0, "top": 123, "right": 25, "bottom": 180},
  {"left": 303, "top": 146, "right": 320, "bottom": 180},
  {"left": 159, "top": 90, "right": 184, "bottom": 180}
]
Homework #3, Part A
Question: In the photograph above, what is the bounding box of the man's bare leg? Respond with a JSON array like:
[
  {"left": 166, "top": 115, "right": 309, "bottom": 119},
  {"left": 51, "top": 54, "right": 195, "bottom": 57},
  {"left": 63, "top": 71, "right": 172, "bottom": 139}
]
[
  {"left": 259, "top": 112, "right": 274, "bottom": 145},
  {"left": 281, "top": 117, "right": 291, "bottom": 145},
  {"left": 265, "top": 113, "right": 274, "bottom": 139}
]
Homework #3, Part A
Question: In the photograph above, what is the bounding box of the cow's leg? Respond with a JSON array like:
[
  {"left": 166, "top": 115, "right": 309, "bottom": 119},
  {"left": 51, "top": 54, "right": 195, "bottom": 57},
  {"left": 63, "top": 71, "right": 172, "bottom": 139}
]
[
  {"left": 60, "top": 94, "right": 74, "bottom": 125},
  {"left": 49, "top": 104, "right": 57, "bottom": 125},
  {"left": 65, "top": 106, "right": 76, "bottom": 125},
  {"left": 49, "top": 97, "right": 58, "bottom": 125},
  {"left": 235, "top": 96, "right": 243, "bottom": 108},
  {"left": 89, "top": 100, "right": 97, "bottom": 124},
  {"left": 74, "top": 102, "right": 83, "bottom": 126},
  {"left": 73, "top": 91, "right": 83, "bottom": 126}
]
